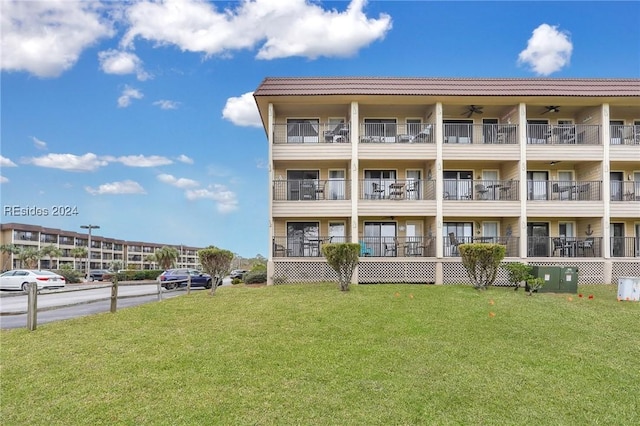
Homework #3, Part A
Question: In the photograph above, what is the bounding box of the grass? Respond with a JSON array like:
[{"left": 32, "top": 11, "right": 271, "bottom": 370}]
[{"left": 1, "top": 283, "right": 639, "bottom": 425}]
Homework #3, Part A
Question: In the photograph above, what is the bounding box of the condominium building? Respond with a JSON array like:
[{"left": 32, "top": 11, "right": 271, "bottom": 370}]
[
  {"left": 0, "top": 223, "right": 202, "bottom": 271},
  {"left": 254, "top": 77, "right": 640, "bottom": 285}
]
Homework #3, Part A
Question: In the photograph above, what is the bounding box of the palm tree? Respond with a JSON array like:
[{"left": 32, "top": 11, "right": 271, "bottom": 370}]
[
  {"left": 40, "top": 245, "right": 63, "bottom": 270},
  {"left": 17, "top": 247, "right": 40, "bottom": 269},
  {"left": 70, "top": 247, "right": 88, "bottom": 271},
  {"left": 154, "top": 246, "right": 179, "bottom": 270},
  {"left": 144, "top": 254, "right": 157, "bottom": 269},
  {"left": 0, "top": 244, "right": 20, "bottom": 271}
]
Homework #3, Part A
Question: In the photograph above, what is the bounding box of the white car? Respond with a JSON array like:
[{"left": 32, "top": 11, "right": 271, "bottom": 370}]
[{"left": 0, "top": 269, "right": 66, "bottom": 291}]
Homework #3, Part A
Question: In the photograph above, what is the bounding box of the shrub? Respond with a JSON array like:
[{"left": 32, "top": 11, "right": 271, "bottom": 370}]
[
  {"left": 459, "top": 243, "right": 506, "bottom": 290},
  {"left": 244, "top": 270, "right": 267, "bottom": 284},
  {"left": 501, "top": 262, "right": 533, "bottom": 291},
  {"left": 322, "top": 243, "right": 360, "bottom": 291},
  {"left": 231, "top": 278, "right": 242, "bottom": 285},
  {"left": 56, "top": 266, "right": 83, "bottom": 284}
]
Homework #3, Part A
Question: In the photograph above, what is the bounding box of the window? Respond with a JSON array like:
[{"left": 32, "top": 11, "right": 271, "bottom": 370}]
[
  {"left": 363, "top": 118, "right": 397, "bottom": 142},
  {"left": 328, "top": 170, "right": 346, "bottom": 200},
  {"left": 287, "top": 222, "right": 319, "bottom": 257},
  {"left": 482, "top": 118, "right": 498, "bottom": 143},
  {"left": 329, "top": 222, "right": 346, "bottom": 243},
  {"left": 527, "top": 119, "right": 549, "bottom": 144},
  {"left": 443, "top": 119, "right": 472, "bottom": 144},
  {"left": 364, "top": 169, "right": 396, "bottom": 199},
  {"left": 443, "top": 171, "right": 472, "bottom": 200},
  {"left": 287, "top": 118, "right": 319, "bottom": 143},
  {"left": 363, "top": 222, "right": 396, "bottom": 257},
  {"left": 444, "top": 222, "right": 472, "bottom": 256},
  {"left": 287, "top": 170, "right": 320, "bottom": 200},
  {"left": 527, "top": 171, "right": 549, "bottom": 200}
]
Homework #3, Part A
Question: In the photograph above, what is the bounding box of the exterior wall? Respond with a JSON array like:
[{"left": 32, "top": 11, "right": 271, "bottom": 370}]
[{"left": 258, "top": 78, "right": 640, "bottom": 285}]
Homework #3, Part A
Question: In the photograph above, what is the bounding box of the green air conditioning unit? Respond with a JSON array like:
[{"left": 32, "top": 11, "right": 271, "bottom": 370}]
[{"left": 531, "top": 266, "right": 561, "bottom": 293}]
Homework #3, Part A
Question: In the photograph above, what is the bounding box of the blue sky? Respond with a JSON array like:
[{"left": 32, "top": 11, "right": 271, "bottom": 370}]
[{"left": 1, "top": 0, "right": 639, "bottom": 258}]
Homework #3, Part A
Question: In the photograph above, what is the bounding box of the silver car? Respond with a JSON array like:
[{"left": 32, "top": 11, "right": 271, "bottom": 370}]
[{"left": 0, "top": 269, "right": 66, "bottom": 291}]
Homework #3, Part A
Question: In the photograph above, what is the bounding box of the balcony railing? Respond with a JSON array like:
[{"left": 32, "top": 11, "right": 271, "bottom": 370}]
[
  {"left": 273, "top": 123, "right": 351, "bottom": 144},
  {"left": 273, "top": 180, "right": 350, "bottom": 201},
  {"left": 359, "top": 123, "right": 434, "bottom": 143},
  {"left": 526, "top": 124, "right": 601, "bottom": 145},
  {"left": 610, "top": 125, "right": 640, "bottom": 145},
  {"left": 273, "top": 236, "right": 349, "bottom": 258},
  {"left": 526, "top": 237, "right": 603, "bottom": 257},
  {"left": 527, "top": 180, "right": 602, "bottom": 201},
  {"left": 360, "top": 179, "right": 436, "bottom": 200},
  {"left": 443, "top": 180, "right": 519, "bottom": 201},
  {"left": 611, "top": 181, "right": 640, "bottom": 201},
  {"left": 610, "top": 237, "right": 640, "bottom": 257},
  {"left": 443, "top": 123, "right": 518, "bottom": 144},
  {"left": 444, "top": 236, "right": 518, "bottom": 257}
]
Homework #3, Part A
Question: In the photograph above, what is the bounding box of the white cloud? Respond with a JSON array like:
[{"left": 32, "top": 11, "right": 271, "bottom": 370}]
[
  {"left": 116, "top": 155, "right": 173, "bottom": 167},
  {"left": 1, "top": 155, "right": 17, "bottom": 167},
  {"left": 0, "top": 175, "right": 8, "bottom": 184},
  {"left": 32, "top": 136, "right": 47, "bottom": 150},
  {"left": 185, "top": 184, "right": 238, "bottom": 213},
  {"left": 157, "top": 173, "right": 199, "bottom": 188},
  {"left": 1, "top": 0, "right": 113, "bottom": 78},
  {"left": 121, "top": 0, "right": 391, "bottom": 60},
  {"left": 518, "top": 24, "right": 573, "bottom": 76},
  {"left": 117, "top": 85, "right": 144, "bottom": 108},
  {"left": 176, "top": 154, "right": 194, "bottom": 164},
  {"left": 222, "top": 91, "right": 261, "bottom": 127},
  {"left": 25, "top": 153, "right": 108, "bottom": 172},
  {"left": 85, "top": 179, "right": 146, "bottom": 195},
  {"left": 98, "top": 49, "right": 151, "bottom": 81},
  {"left": 153, "top": 100, "right": 181, "bottom": 110}
]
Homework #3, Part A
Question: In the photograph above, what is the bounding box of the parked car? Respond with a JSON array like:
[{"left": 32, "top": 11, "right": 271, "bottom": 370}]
[
  {"left": 230, "top": 269, "right": 248, "bottom": 279},
  {"left": 0, "top": 269, "right": 66, "bottom": 292},
  {"left": 158, "top": 269, "right": 218, "bottom": 290},
  {"left": 88, "top": 269, "right": 111, "bottom": 282}
]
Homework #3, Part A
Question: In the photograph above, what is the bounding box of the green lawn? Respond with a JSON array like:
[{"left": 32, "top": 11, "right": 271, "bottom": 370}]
[{"left": 2, "top": 284, "right": 639, "bottom": 425}]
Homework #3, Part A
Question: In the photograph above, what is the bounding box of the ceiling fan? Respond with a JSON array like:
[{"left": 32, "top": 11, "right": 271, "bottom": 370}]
[
  {"left": 462, "top": 105, "right": 483, "bottom": 118},
  {"left": 549, "top": 161, "right": 562, "bottom": 166},
  {"left": 542, "top": 105, "right": 560, "bottom": 114}
]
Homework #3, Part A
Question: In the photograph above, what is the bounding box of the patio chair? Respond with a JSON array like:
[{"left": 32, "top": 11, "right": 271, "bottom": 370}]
[
  {"left": 448, "top": 232, "right": 460, "bottom": 255},
  {"left": 384, "top": 240, "right": 398, "bottom": 257},
  {"left": 359, "top": 241, "right": 373, "bottom": 257},
  {"left": 475, "top": 183, "right": 489, "bottom": 200},
  {"left": 273, "top": 243, "right": 292, "bottom": 257},
  {"left": 372, "top": 182, "right": 385, "bottom": 199},
  {"left": 577, "top": 237, "right": 594, "bottom": 256}
]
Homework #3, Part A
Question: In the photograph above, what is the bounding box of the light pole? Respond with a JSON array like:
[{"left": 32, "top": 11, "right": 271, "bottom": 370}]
[{"left": 80, "top": 224, "right": 100, "bottom": 279}]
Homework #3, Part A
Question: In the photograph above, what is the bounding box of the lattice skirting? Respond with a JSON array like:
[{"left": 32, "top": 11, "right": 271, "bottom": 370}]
[
  {"left": 358, "top": 261, "right": 436, "bottom": 284},
  {"left": 271, "top": 259, "right": 639, "bottom": 285}
]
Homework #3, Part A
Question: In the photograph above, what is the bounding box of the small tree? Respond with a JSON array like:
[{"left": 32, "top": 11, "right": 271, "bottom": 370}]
[
  {"left": 0, "top": 244, "right": 19, "bottom": 271},
  {"left": 155, "top": 246, "right": 179, "bottom": 271},
  {"left": 322, "top": 243, "right": 360, "bottom": 291},
  {"left": 459, "top": 243, "right": 506, "bottom": 290},
  {"left": 17, "top": 247, "right": 41, "bottom": 269},
  {"left": 198, "top": 246, "right": 233, "bottom": 295},
  {"left": 40, "top": 245, "right": 63, "bottom": 270},
  {"left": 501, "top": 262, "right": 533, "bottom": 291}
]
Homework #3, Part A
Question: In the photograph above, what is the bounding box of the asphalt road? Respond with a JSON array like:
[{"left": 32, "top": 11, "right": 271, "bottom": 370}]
[{"left": 0, "top": 278, "right": 231, "bottom": 330}]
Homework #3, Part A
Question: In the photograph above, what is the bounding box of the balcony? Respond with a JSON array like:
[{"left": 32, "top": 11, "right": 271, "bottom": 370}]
[
  {"left": 444, "top": 236, "right": 518, "bottom": 257},
  {"left": 443, "top": 180, "right": 519, "bottom": 201},
  {"left": 526, "top": 181, "right": 602, "bottom": 201},
  {"left": 526, "top": 237, "right": 604, "bottom": 258},
  {"left": 273, "top": 123, "right": 351, "bottom": 144},
  {"left": 359, "top": 123, "right": 434, "bottom": 144},
  {"left": 610, "top": 125, "right": 640, "bottom": 145},
  {"left": 526, "top": 124, "right": 601, "bottom": 145},
  {"left": 443, "top": 123, "right": 518, "bottom": 145},
  {"left": 273, "top": 236, "right": 436, "bottom": 258},
  {"left": 360, "top": 179, "right": 436, "bottom": 200},
  {"left": 612, "top": 181, "right": 640, "bottom": 202},
  {"left": 273, "top": 180, "right": 350, "bottom": 201}
]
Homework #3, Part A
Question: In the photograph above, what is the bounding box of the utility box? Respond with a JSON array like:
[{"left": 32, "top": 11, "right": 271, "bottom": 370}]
[
  {"left": 531, "top": 266, "right": 561, "bottom": 293},
  {"left": 559, "top": 267, "right": 579, "bottom": 293},
  {"left": 617, "top": 277, "right": 640, "bottom": 301}
]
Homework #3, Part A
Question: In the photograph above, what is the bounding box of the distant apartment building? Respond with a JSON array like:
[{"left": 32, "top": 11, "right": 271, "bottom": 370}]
[
  {"left": 0, "top": 223, "right": 202, "bottom": 271},
  {"left": 253, "top": 77, "right": 640, "bottom": 285}
]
